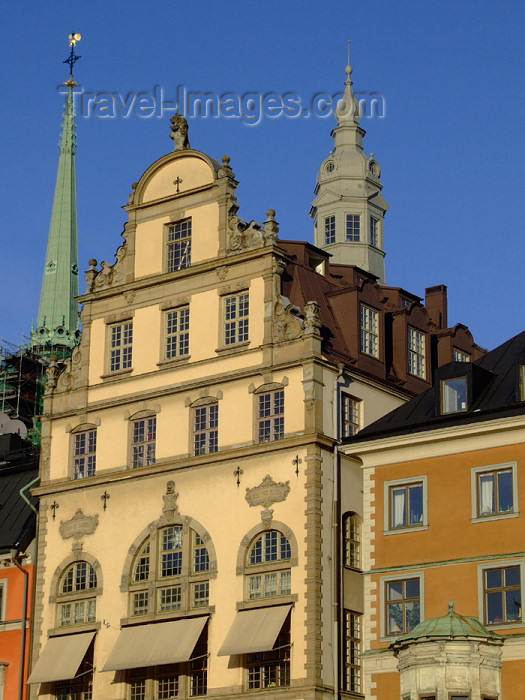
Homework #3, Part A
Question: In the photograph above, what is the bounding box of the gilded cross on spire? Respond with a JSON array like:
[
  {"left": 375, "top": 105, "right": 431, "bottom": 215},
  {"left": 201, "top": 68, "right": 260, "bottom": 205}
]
[{"left": 63, "top": 32, "right": 82, "bottom": 85}]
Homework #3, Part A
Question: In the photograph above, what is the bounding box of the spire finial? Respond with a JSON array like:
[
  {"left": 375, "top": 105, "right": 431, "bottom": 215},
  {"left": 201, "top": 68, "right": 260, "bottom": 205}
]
[
  {"left": 336, "top": 41, "right": 359, "bottom": 125},
  {"left": 63, "top": 32, "right": 82, "bottom": 85}
]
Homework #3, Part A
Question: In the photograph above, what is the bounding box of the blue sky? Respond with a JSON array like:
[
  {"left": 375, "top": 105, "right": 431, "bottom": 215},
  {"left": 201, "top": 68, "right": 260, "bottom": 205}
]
[{"left": 1, "top": 0, "right": 524, "bottom": 352}]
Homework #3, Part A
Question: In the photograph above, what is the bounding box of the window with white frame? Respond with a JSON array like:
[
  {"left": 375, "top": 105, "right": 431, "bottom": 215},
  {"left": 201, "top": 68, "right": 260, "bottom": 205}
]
[
  {"left": 441, "top": 376, "right": 467, "bottom": 413},
  {"left": 165, "top": 307, "right": 190, "bottom": 359},
  {"left": 360, "top": 304, "right": 379, "bottom": 357},
  {"left": 55, "top": 647, "right": 93, "bottom": 700},
  {"left": 473, "top": 463, "right": 516, "bottom": 519},
  {"left": 224, "top": 292, "right": 249, "bottom": 345},
  {"left": 73, "top": 428, "right": 97, "bottom": 479},
  {"left": 245, "top": 530, "right": 292, "bottom": 600},
  {"left": 384, "top": 576, "right": 421, "bottom": 636},
  {"left": 482, "top": 564, "right": 522, "bottom": 626},
  {"left": 127, "top": 626, "right": 208, "bottom": 698},
  {"left": 386, "top": 478, "right": 426, "bottom": 531},
  {"left": 341, "top": 394, "right": 360, "bottom": 438},
  {"left": 128, "top": 523, "right": 212, "bottom": 618},
  {"left": 345, "top": 214, "right": 360, "bottom": 242},
  {"left": 247, "top": 613, "right": 290, "bottom": 690},
  {"left": 408, "top": 327, "right": 426, "bottom": 379},
  {"left": 167, "top": 218, "right": 192, "bottom": 272},
  {"left": 57, "top": 561, "right": 97, "bottom": 627},
  {"left": 453, "top": 348, "right": 470, "bottom": 362},
  {"left": 131, "top": 416, "right": 156, "bottom": 467},
  {"left": 342, "top": 610, "right": 361, "bottom": 694},
  {"left": 370, "top": 216, "right": 379, "bottom": 247},
  {"left": 256, "top": 390, "right": 284, "bottom": 443},
  {"left": 109, "top": 321, "right": 133, "bottom": 372},
  {"left": 193, "top": 402, "right": 218, "bottom": 455},
  {"left": 343, "top": 512, "right": 361, "bottom": 569},
  {"left": 324, "top": 215, "right": 336, "bottom": 244}
]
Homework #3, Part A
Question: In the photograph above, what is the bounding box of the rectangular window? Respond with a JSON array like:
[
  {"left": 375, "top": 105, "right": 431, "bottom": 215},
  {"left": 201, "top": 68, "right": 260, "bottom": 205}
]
[
  {"left": 247, "top": 616, "right": 290, "bottom": 690},
  {"left": 387, "top": 479, "right": 425, "bottom": 530},
  {"left": 160, "top": 526, "right": 183, "bottom": 577},
  {"left": 408, "top": 327, "right": 426, "bottom": 379},
  {"left": 224, "top": 293, "right": 249, "bottom": 346},
  {"left": 58, "top": 599, "right": 96, "bottom": 627},
  {"left": 360, "top": 304, "right": 379, "bottom": 358},
  {"left": 73, "top": 429, "right": 97, "bottom": 479},
  {"left": 165, "top": 307, "right": 190, "bottom": 359},
  {"left": 191, "top": 581, "right": 210, "bottom": 608},
  {"left": 342, "top": 610, "right": 361, "bottom": 694},
  {"left": 109, "top": 321, "right": 133, "bottom": 372},
  {"left": 385, "top": 577, "right": 421, "bottom": 635},
  {"left": 56, "top": 652, "right": 93, "bottom": 700},
  {"left": 520, "top": 364, "right": 525, "bottom": 401},
  {"left": 247, "top": 570, "right": 291, "bottom": 599},
  {"left": 132, "top": 417, "right": 156, "bottom": 467},
  {"left": 324, "top": 215, "right": 336, "bottom": 244},
  {"left": 476, "top": 465, "right": 515, "bottom": 518},
  {"left": 257, "top": 390, "right": 284, "bottom": 442},
  {"left": 343, "top": 513, "right": 360, "bottom": 569},
  {"left": 193, "top": 403, "right": 218, "bottom": 455},
  {"left": 167, "top": 218, "right": 192, "bottom": 272},
  {"left": 441, "top": 376, "right": 467, "bottom": 413},
  {"left": 190, "top": 630, "right": 208, "bottom": 696},
  {"left": 453, "top": 348, "right": 470, "bottom": 362},
  {"left": 132, "top": 591, "right": 149, "bottom": 616},
  {"left": 345, "top": 214, "right": 360, "bottom": 242},
  {"left": 158, "top": 586, "right": 181, "bottom": 612},
  {"left": 483, "top": 565, "right": 522, "bottom": 625},
  {"left": 370, "top": 216, "right": 379, "bottom": 246},
  {"left": 128, "top": 666, "right": 179, "bottom": 700},
  {"left": 341, "top": 394, "right": 360, "bottom": 438}
]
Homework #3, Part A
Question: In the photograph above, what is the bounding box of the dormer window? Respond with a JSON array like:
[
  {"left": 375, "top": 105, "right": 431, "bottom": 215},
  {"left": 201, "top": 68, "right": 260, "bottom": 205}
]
[
  {"left": 167, "top": 218, "right": 192, "bottom": 271},
  {"left": 520, "top": 365, "right": 525, "bottom": 401},
  {"left": 441, "top": 376, "right": 467, "bottom": 414}
]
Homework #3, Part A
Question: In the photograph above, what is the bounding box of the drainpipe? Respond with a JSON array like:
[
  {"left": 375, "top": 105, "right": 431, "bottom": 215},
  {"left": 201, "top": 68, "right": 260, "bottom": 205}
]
[
  {"left": 19, "top": 476, "right": 39, "bottom": 515},
  {"left": 332, "top": 364, "right": 344, "bottom": 699},
  {"left": 10, "top": 548, "right": 29, "bottom": 700},
  {"left": 14, "top": 476, "right": 39, "bottom": 700}
]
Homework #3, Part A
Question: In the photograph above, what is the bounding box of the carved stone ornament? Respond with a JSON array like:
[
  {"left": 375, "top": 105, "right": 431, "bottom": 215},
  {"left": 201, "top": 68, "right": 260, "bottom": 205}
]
[
  {"left": 170, "top": 114, "right": 190, "bottom": 151},
  {"left": 227, "top": 211, "right": 279, "bottom": 255},
  {"left": 261, "top": 508, "right": 274, "bottom": 527},
  {"left": 55, "top": 344, "right": 82, "bottom": 393},
  {"left": 44, "top": 355, "right": 64, "bottom": 394},
  {"left": 274, "top": 296, "right": 302, "bottom": 342},
  {"left": 217, "top": 154, "right": 235, "bottom": 179},
  {"left": 245, "top": 474, "right": 291, "bottom": 509},
  {"left": 59, "top": 509, "right": 99, "bottom": 541},
  {"left": 85, "top": 234, "right": 130, "bottom": 293},
  {"left": 303, "top": 300, "right": 322, "bottom": 335},
  {"left": 160, "top": 480, "right": 180, "bottom": 522}
]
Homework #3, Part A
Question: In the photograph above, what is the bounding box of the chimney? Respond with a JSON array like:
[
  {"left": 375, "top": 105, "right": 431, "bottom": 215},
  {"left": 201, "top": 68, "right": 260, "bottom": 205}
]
[{"left": 425, "top": 285, "right": 448, "bottom": 329}]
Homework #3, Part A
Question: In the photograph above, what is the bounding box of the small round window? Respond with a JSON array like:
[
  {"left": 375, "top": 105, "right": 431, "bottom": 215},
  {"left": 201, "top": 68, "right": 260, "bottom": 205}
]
[{"left": 325, "top": 161, "right": 335, "bottom": 173}]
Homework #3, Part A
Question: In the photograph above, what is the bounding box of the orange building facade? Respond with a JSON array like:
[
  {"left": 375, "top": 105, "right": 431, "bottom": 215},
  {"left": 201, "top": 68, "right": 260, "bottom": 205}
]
[{"left": 343, "top": 332, "right": 525, "bottom": 699}]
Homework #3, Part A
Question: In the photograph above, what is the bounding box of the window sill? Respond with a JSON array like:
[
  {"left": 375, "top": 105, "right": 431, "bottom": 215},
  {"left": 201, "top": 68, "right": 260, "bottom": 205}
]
[
  {"left": 472, "top": 512, "right": 519, "bottom": 524},
  {"left": 157, "top": 356, "right": 191, "bottom": 369},
  {"left": 48, "top": 621, "right": 101, "bottom": 637},
  {"left": 236, "top": 595, "right": 297, "bottom": 611},
  {"left": 100, "top": 368, "right": 133, "bottom": 381},
  {"left": 120, "top": 606, "right": 215, "bottom": 627},
  {"left": 215, "top": 341, "right": 250, "bottom": 356},
  {"left": 383, "top": 525, "right": 428, "bottom": 535}
]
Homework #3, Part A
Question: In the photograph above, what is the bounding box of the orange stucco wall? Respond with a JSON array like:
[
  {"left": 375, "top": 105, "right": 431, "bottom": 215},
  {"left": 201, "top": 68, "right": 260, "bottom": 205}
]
[{"left": 0, "top": 564, "right": 34, "bottom": 700}]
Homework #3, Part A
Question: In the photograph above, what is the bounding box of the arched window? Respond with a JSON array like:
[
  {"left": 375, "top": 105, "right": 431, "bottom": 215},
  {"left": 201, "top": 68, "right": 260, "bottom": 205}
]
[
  {"left": 343, "top": 512, "right": 361, "bottom": 570},
  {"left": 128, "top": 524, "right": 213, "bottom": 618},
  {"left": 245, "top": 530, "right": 292, "bottom": 600},
  {"left": 57, "top": 561, "right": 97, "bottom": 627}
]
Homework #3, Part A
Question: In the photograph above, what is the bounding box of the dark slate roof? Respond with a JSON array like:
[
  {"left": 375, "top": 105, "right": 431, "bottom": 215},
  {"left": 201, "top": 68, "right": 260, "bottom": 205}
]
[
  {"left": 0, "top": 441, "right": 38, "bottom": 554},
  {"left": 346, "top": 330, "right": 525, "bottom": 443}
]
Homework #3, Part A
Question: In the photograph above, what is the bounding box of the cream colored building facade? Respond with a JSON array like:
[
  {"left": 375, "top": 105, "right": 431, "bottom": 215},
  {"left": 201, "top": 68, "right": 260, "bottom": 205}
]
[{"left": 28, "top": 104, "right": 412, "bottom": 699}]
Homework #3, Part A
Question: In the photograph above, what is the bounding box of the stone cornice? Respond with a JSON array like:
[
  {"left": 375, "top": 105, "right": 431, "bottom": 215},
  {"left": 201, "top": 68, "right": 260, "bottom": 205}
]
[
  {"left": 343, "top": 414, "right": 525, "bottom": 468},
  {"left": 33, "top": 433, "right": 335, "bottom": 497}
]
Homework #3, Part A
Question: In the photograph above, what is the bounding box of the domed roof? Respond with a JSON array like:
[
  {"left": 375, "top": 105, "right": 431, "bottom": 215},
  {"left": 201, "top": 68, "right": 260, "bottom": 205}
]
[{"left": 391, "top": 602, "right": 502, "bottom": 647}]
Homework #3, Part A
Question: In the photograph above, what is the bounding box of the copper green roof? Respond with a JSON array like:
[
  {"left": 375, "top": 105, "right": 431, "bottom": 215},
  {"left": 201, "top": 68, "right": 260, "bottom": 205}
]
[
  {"left": 391, "top": 602, "right": 502, "bottom": 646},
  {"left": 30, "top": 83, "right": 80, "bottom": 352}
]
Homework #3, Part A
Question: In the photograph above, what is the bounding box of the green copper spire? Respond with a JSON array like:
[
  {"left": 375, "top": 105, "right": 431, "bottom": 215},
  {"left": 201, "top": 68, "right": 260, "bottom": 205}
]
[{"left": 31, "top": 33, "right": 82, "bottom": 354}]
